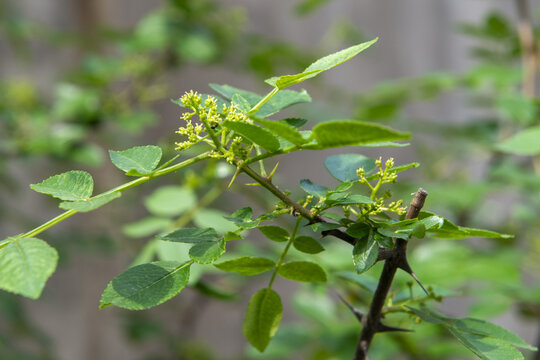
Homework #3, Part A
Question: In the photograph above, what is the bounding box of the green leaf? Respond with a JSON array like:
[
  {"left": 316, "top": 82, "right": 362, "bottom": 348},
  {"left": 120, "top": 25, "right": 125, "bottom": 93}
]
[
  {"left": 231, "top": 94, "right": 251, "bottom": 112},
  {"left": 281, "top": 118, "right": 308, "bottom": 129},
  {"left": 0, "top": 237, "right": 58, "bottom": 299},
  {"left": 278, "top": 261, "right": 327, "bottom": 282},
  {"left": 352, "top": 230, "right": 379, "bottom": 274},
  {"left": 243, "top": 288, "right": 283, "bottom": 352},
  {"left": 311, "top": 222, "right": 341, "bottom": 232},
  {"left": 109, "top": 145, "right": 162, "bottom": 176},
  {"left": 496, "top": 126, "right": 540, "bottom": 155},
  {"left": 259, "top": 226, "right": 289, "bottom": 242},
  {"left": 222, "top": 121, "right": 280, "bottom": 152},
  {"left": 346, "top": 222, "right": 371, "bottom": 239},
  {"left": 158, "top": 227, "right": 219, "bottom": 243},
  {"left": 30, "top": 170, "right": 93, "bottom": 201},
  {"left": 189, "top": 239, "right": 226, "bottom": 264},
  {"left": 448, "top": 328, "right": 524, "bottom": 360},
  {"left": 215, "top": 256, "right": 276, "bottom": 275},
  {"left": 309, "top": 120, "right": 410, "bottom": 149},
  {"left": 265, "top": 39, "right": 378, "bottom": 89},
  {"left": 123, "top": 217, "right": 172, "bottom": 238},
  {"left": 326, "top": 194, "right": 373, "bottom": 206},
  {"left": 256, "top": 119, "right": 308, "bottom": 145},
  {"left": 224, "top": 207, "right": 270, "bottom": 229},
  {"left": 454, "top": 318, "right": 536, "bottom": 351},
  {"left": 193, "top": 209, "right": 237, "bottom": 234},
  {"left": 144, "top": 186, "right": 196, "bottom": 217},
  {"left": 100, "top": 261, "right": 191, "bottom": 310},
  {"left": 299, "top": 179, "right": 329, "bottom": 198},
  {"left": 59, "top": 192, "right": 121, "bottom": 212},
  {"left": 324, "top": 154, "right": 376, "bottom": 182},
  {"left": 293, "top": 236, "right": 325, "bottom": 254}
]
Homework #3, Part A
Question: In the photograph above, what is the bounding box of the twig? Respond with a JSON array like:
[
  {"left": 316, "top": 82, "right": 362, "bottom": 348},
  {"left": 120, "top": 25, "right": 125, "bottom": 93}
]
[{"left": 353, "top": 188, "right": 428, "bottom": 360}]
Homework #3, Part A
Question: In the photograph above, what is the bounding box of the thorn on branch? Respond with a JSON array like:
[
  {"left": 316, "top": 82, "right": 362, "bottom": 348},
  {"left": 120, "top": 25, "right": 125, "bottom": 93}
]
[
  {"left": 397, "top": 257, "right": 429, "bottom": 296},
  {"left": 376, "top": 322, "right": 413, "bottom": 333},
  {"left": 337, "top": 292, "right": 364, "bottom": 322}
]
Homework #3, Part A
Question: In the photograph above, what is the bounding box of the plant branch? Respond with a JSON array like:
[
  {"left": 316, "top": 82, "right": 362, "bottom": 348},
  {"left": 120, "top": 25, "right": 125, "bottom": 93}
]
[
  {"left": 268, "top": 216, "right": 302, "bottom": 289},
  {"left": 515, "top": 0, "right": 537, "bottom": 97},
  {"left": 21, "top": 152, "right": 212, "bottom": 239},
  {"left": 353, "top": 188, "right": 428, "bottom": 360}
]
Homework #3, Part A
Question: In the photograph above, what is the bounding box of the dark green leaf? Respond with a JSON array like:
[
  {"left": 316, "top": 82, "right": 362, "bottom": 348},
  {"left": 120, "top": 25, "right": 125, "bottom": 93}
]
[
  {"left": 299, "top": 179, "right": 329, "bottom": 198},
  {"left": 278, "top": 261, "right": 327, "bottom": 282},
  {"left": 109, "top": 145, "right": 162, "bottom": 176},
  {"left": 346, "top": 222, "right": 371, "bottom": 238},
  {"left": 0, "top": 237, "right": 58, "bottom": 299},
  {"left": 189, "top": 239, "right": 226, "bottom": 264},
  {"left": 158, "top": 228, "right": 219, "bottom": 243},
  {"left": 215, "top": 256, "right": 276, "bottom": 275},
  {"left": 281, "top": 118, "right": 308, "bottom": 129},
  {"left": 293, "top": 236, "right": 325, "bottom": 254},
  {"left": 256, "top": 119, "right": 308, "bottom": 145},
  {"left": 352, "top": 230, "right": 379, "bottom": 274},
  {"left": 30, "top": 170, "right": 93, "bottom": 201},
  {"left": 222, "top": 121, "right": 281, "bottom": 152},
  {"left": 259, "top": 226, "right": 289, "bottom": 242},
  {"left": 243, "top": 288, "right": 283, "bottom": 352},
  {"left": 312, "top": 222, "right": 341, "bottom": 232},
  {"left": 100, "top": 261, "right": 191, "bottom": 310},
  {"left": 59, "top": 192, "right": 121, "bottom": 212},
  {"left": 310, "top": 120, "right": 410, "bottom": 149}
]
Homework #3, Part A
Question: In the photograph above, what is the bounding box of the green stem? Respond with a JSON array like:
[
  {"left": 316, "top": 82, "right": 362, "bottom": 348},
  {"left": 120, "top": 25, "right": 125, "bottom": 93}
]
[
  {"left": 254, "top": 146, "right": 267, "bottom": 177},
  {"left": 21, "top": 152, "right": 212, "bottom": 239},
  {"left": 248, "top": 87, "right": 279, "bottom": 115},
  {"left": 268, "top": 216, "right": 302, "bottom": 289},
  {"left": 244, "top": 144, "right": 300, "bottom": 165}
]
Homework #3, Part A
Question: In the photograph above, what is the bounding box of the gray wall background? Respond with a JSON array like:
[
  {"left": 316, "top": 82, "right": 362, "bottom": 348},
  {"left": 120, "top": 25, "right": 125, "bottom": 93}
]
[{"left": 1, "top": 1, "right": 538, "bottom": 359}]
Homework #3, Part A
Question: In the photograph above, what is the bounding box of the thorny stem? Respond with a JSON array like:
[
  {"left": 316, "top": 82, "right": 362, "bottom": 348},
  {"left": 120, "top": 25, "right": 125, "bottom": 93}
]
[
  {"left": 268, "top": 216, "right": 303, "bottom": 289},
  {"left": 21, "top": 152, "right": 212, "bottom": 239},
  {"left": 354, "top": 188, "right": 428, "bottom": 360}
]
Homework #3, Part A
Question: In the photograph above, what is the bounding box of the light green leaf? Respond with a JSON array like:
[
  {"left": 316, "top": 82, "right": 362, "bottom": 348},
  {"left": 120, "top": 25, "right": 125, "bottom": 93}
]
[
  {"left": 243, "top": 288, "right": 283, "bottom": 352},
  {"left": 324, "top": 154, "right": 376, "bottom": 182},
  {"left": 496, "top": 126, "right": 540, "bottom": 155},
  {"left": 352, "top": 230, "right": 379, "bottom": 274},
  {"left": 0, "top": 237, "right": 58, "bottom": 299},
  {"left": 144, "top": 186, "right": 196, "bottom": 217},
  {"left": 448, "top": 328, "right": 524, "bottom": 360},
  {"left": 189, "top": 239, "right": 226, "bottom": 264},
  {"left": 256, "top": 119, "right": 308, "bottom": 145},
  {"left": 231, "top": 94, "right": 251, "bottom": 112},
  {"left": 193, "top": 209, "right": 237, "bottom": 234},
  {"left": 222, "top": 121, "right": 280, "bottom": 152},
  {"left": 158, "top": 227, "right": 219, "bottom": 243},
  {"left": 454, "top": 318, "right": 536, "bottom": 351},
  {"left": 215, "top": 256, "right": 276, "bottom": 275},
  {"left": 59, "top": 192, "right": 121, "bottom": 212},
  {"left": 123, "top": 217, "right": 172, "bottom": 238},
  {"left": 299, "top": 179, "right": 329, "bottom": 198},
  {"left": 259, "top": 226, "right": 289, "bottom": 242},
  {"left": 309, "top": 120, "right": 410, "bottom": 149},
  {"left": 326, "top": 194, "right": 373, "bottom": 206},
  {"left": 30, "top": 170, "right": 93, "bottom": 201},
  {"left": 99, "top": 261, "right": 191, "bottom": 310},
  {"left": 109, "top": 145, "right": 162, "bottom": 176},
  {"left": 278, "top": 261, "right": 327, "bottom": 282},
  {"left": 293, "top": 236, "right": 325, "bottom": 254},
  {"left": 265, "top": 39, "right": 378, "bottom": 89}
]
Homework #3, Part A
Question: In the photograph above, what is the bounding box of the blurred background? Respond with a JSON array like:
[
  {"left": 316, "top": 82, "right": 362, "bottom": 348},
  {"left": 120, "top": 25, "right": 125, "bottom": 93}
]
[{"left": 2, "top": 0, "right": 540, "bottom": 359}]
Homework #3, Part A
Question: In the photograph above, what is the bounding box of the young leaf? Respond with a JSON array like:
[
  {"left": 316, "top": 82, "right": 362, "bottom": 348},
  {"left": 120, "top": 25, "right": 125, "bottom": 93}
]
[
  {"left": 448, "top": 328, "right": 525, "bottom": 360},
  {"left": 256, "top": 118, "right": 308, "bottom": 145},
  {"left": 144, "top": 186, "right": 196, "bottom": 217},
  {"left": 352, "top": 230, "right": 379, "bottom": 274},
  {"left": 189, "top": 239, "right": 226, "bottom": 264},
  {"left": 222, "top": 121, "right": 281, "bottom": 152},
  {"left": 299, "top": 179, "right": 329, "bottom": 198},
  {"left": 0, "top": 237, "right": 58, "bottom": 299},
  {"left": 158, "top": 227, "right": 219, "bottom": 243},
  {"left": 30, "top": 170, "right": 93, "bottom": 201},
  {"left": 496, "top": 126, "right": 540, "bottom": 155},
  {"left": 324, "top": 154, "right": 376, "bottom": 182},
  {"left": 59, "top": 192, "right": 121, "bottom": 212},
  {"left": 259, "top": 225, "right": 289, "bottom": 242},
  {"left": 278, "top": 261, "right": 327, "bottom": 282},
  {"left": 243, "top": 288, "right": 283, "bottom": 352},
  {"left": 109, "top": 145, "right": 162, "bottom": 176},
  {"left": 214, "top": 256, "right": 276, "bottom": 275},
  {"left": 293, "top": 236, "right": 325, "bottom": 254},
  {"left": 99, "top": 261, "right": 191, "bottom": 310},
  {"left": 309, "top": 120, "right": 410, "bottom": 149},
  {"left": 265, "top": 39, "right": 378, "bottom": 89}
]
